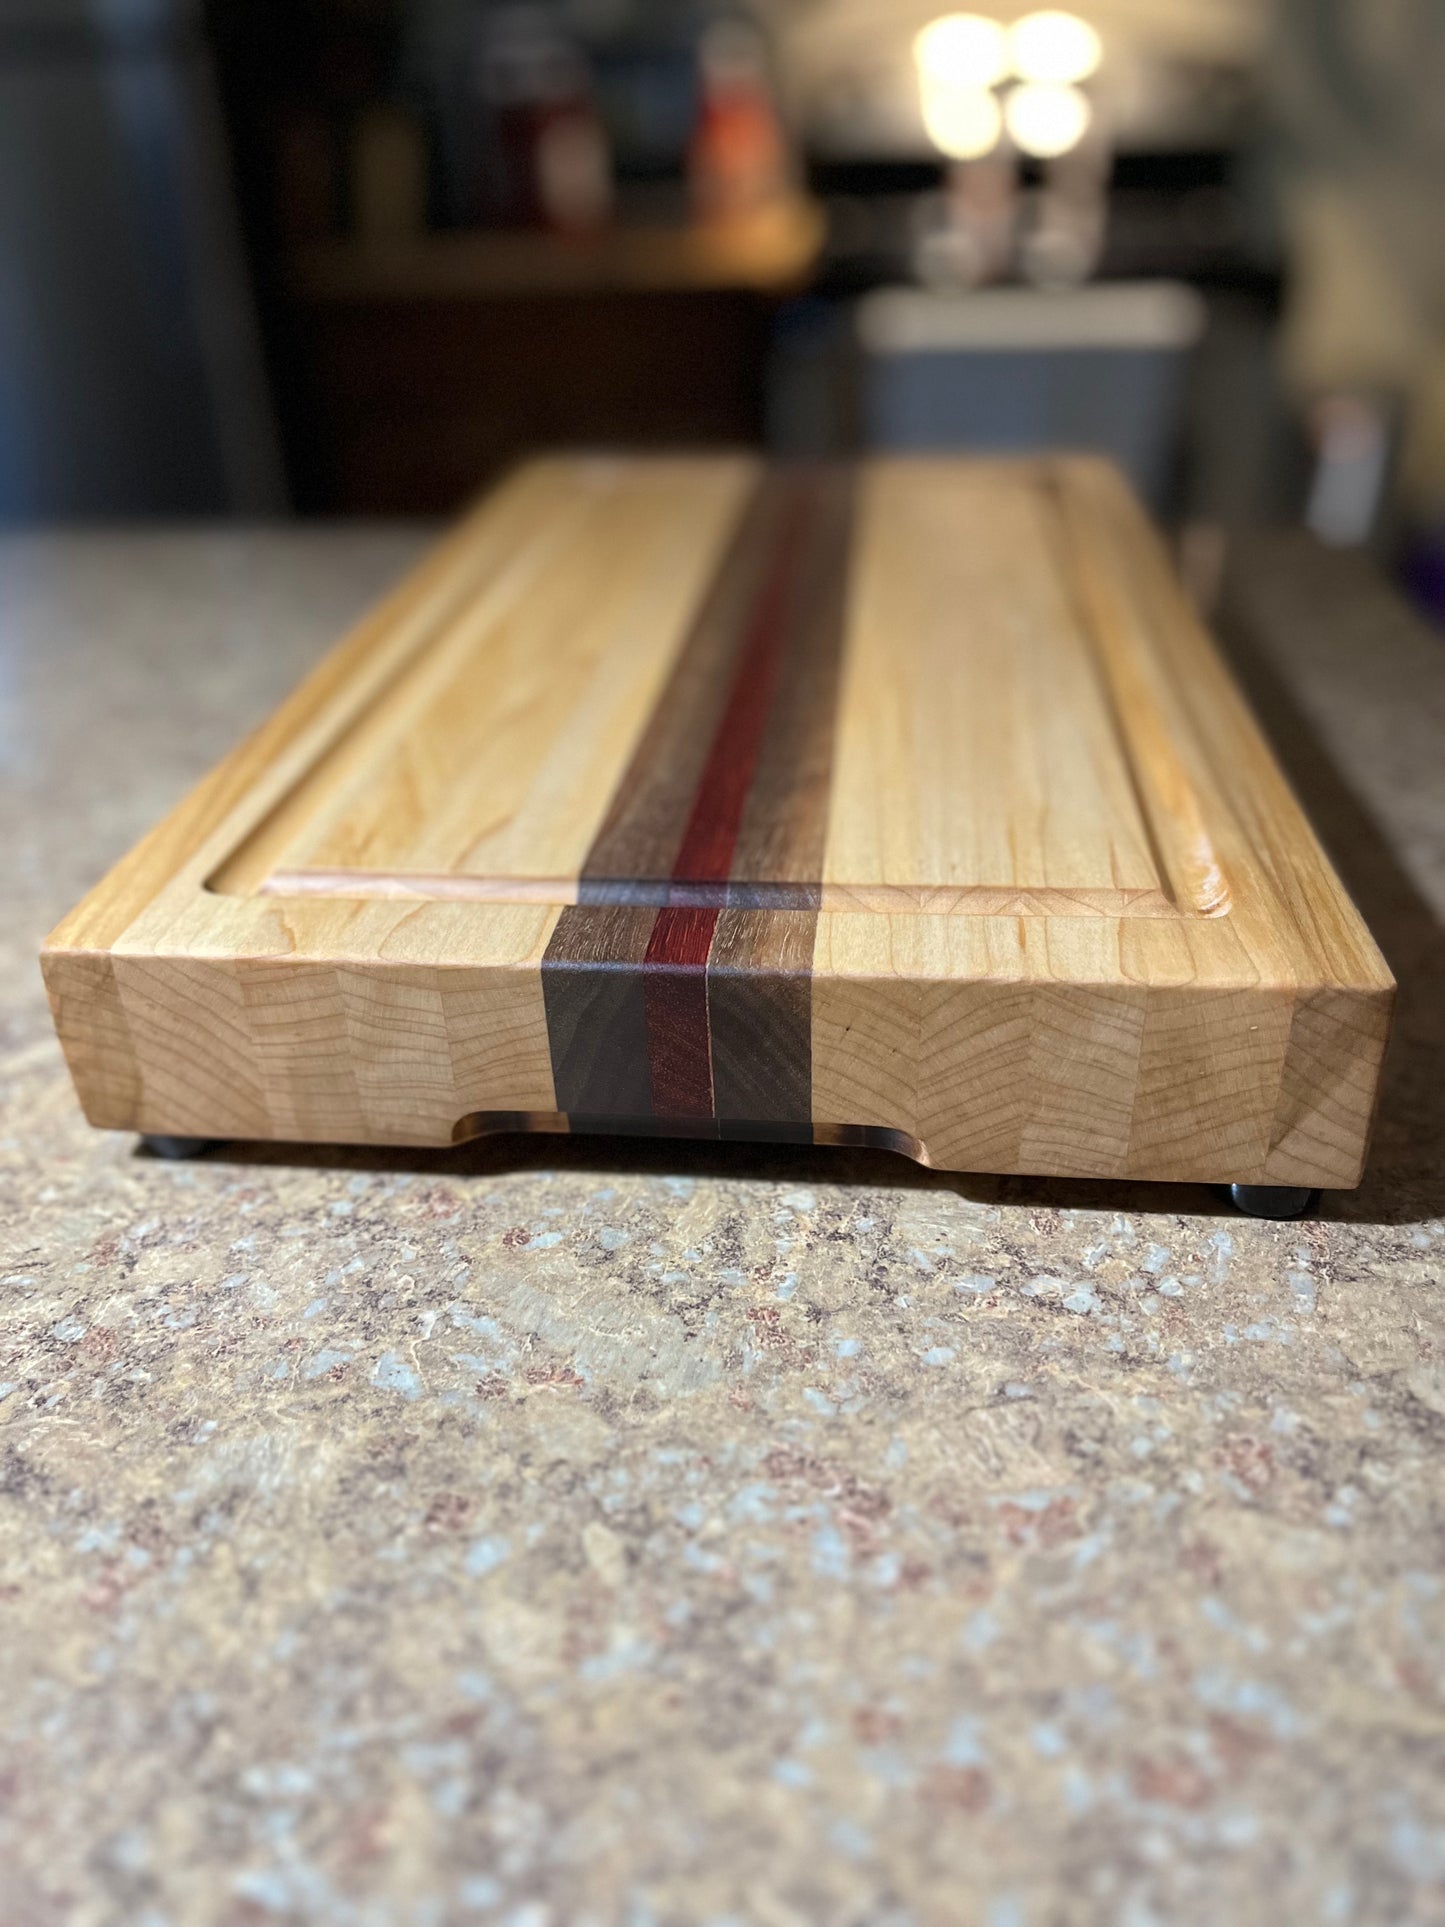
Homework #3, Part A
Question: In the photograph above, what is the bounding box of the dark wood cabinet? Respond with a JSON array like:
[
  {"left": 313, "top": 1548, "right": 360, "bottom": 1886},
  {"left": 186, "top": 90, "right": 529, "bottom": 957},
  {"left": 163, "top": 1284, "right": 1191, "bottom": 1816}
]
[{"left": 280, "top": 209, "right": 823, "bottom": 512}]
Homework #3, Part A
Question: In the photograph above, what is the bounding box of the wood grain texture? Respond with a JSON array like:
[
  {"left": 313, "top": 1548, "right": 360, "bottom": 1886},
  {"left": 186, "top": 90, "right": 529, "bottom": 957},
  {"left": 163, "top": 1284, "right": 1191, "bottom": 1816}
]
[
  {"left": 542, "top": 465, "right": 854, "bottom": 1134},
  {"left": 42, "top": 456, "right": 1394, "bottom": 1187}
]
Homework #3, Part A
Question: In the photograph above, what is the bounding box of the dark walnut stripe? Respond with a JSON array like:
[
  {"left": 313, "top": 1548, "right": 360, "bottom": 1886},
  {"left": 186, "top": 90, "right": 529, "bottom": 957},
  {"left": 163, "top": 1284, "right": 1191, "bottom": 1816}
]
[
  {"left": 540, "top": 904, "right": 655, "bottom": 1117},
  {"left": 708, "top": 906, "right": 818, "bottom": 1134},
  {"left": 543, "top": 465, "right": 856, "bottom": 1129},
  {"left": 726, "top": 468, "right": 855, "bottom": 901}
]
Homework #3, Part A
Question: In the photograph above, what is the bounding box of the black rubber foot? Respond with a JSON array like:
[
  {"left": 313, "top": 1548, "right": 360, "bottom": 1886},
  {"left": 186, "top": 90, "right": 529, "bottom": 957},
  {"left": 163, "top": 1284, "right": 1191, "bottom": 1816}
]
[
  {"left": 141, "top": 1135, "right": 214, "bottom": 1161},
  {"left": 1228, "top": 1183, "right": 1318, "bottom": 1221}
]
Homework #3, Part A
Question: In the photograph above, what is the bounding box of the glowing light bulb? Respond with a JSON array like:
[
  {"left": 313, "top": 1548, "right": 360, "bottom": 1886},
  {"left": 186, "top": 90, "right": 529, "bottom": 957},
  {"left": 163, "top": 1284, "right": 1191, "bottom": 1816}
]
[
  {"left": 914, "top": 14, "right": 1010, "bottom": 90},
  {"left": 920, "top": 80, "right": 1004, "bottom": 160},
  {"left": 1005, "top": 81, "right": 1092, "bottom": 156},
  {"left": 1009, "top": 11, "right": 1102, "bottom": 86}
]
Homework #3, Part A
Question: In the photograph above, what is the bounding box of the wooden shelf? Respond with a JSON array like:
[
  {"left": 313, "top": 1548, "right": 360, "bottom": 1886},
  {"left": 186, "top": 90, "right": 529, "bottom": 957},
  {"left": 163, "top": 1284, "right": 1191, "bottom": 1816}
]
[{"left": 289, "top": 199, "right": 825, "bottom": 304}]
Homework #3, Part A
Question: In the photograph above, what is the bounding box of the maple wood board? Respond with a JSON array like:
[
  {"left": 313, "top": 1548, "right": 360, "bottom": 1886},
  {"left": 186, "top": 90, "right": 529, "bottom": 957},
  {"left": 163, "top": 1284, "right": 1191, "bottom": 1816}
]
[{"left": 43, "top": 456, "right": 1394, "bottom": 1188}]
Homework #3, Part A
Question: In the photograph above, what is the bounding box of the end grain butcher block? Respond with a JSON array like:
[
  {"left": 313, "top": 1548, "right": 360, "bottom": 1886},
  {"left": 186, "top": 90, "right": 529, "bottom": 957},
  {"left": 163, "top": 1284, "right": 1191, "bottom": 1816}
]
[{"left": 43, "top": 456, "right": 1394, "bottom": 1201}]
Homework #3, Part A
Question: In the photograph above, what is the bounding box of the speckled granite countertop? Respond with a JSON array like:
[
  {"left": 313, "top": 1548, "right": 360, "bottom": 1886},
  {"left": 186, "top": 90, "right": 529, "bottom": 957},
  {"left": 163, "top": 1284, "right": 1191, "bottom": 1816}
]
[{"left": 2, "top": 527, "right": 1443, "bottom": 1927}]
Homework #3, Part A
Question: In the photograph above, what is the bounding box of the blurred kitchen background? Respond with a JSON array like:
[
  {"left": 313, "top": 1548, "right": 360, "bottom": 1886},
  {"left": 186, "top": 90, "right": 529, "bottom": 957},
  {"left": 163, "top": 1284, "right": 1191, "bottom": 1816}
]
[{"left": 3, "top": 0, "right": 1444, "bottom": 620}]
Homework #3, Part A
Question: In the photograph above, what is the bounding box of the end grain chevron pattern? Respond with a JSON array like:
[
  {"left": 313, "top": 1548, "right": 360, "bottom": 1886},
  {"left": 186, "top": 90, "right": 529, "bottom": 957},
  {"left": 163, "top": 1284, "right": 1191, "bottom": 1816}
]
[{"left": 42, "top": 456, "right": 1395, "bottom": 1190}]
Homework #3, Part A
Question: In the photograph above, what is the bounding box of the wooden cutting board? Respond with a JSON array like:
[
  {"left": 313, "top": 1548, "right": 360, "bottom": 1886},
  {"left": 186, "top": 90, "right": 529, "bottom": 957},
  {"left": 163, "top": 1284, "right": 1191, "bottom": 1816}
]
[{"left": 43, "top": 456, "right": 1394, "bottom": 1191}]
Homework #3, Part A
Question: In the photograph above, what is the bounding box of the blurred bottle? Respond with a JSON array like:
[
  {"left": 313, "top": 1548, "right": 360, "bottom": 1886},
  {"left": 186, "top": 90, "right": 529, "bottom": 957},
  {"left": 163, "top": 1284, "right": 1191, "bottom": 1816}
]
[
  {"left": 274, "top": 106, "right": 343, "bottom": 243},
  {"left": 351, "top": 104, "right": 430, "bottom": 243},
  {"left": 1019, "top": 143, "right": 1110, "bottom": 289},
  {"left": 688, "top": 18, "right": 791, "bottom": 224},
  {"left": 475, "top": 5, "right": 613, "bottom": 234},
  {"left": 914, "top": 159, "right": 1020, "bottom": 288},
  {"left": 1303, "top": 393, "right": 1395, "bottom": 549}
]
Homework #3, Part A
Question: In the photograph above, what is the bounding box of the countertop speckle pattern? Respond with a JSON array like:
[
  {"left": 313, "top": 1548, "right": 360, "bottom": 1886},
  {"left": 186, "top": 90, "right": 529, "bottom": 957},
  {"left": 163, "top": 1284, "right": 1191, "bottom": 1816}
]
[{"left": 2, "top": 527, "right": 1443, "bottom": 1927}]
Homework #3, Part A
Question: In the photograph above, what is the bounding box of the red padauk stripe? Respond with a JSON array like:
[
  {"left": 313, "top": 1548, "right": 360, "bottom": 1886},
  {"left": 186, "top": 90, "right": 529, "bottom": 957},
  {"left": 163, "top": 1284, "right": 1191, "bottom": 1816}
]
[{"left": 642, "top": 484, "right": 817, "bottom": 1117}]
